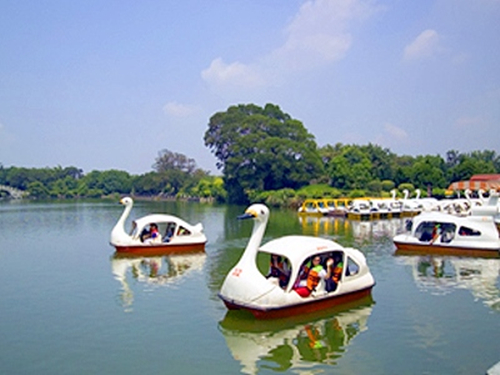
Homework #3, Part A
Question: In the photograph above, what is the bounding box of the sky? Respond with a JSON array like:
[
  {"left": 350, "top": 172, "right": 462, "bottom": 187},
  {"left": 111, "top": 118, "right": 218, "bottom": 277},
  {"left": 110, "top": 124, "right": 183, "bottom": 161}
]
[{"left": 1, "top": 0, "right": 499, "bottom": 175}]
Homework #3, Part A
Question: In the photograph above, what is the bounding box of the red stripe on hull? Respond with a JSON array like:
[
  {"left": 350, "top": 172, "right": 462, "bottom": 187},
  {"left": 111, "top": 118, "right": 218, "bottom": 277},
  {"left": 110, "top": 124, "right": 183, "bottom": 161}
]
[
  {"left": 221, "top": 287, "right": 373, "bottom": 320},
  {"left": 113, "top": 242, "right": 205, "bottom": 257},
  {"left": 394, "top": 242, "right": 499, "bottom": 258}
]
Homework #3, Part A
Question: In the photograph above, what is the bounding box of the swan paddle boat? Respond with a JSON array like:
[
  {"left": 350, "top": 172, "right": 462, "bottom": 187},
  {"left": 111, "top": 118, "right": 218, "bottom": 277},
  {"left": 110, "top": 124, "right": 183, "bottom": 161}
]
[
  {"left": 110, "top": 197, "right": 207, "bottom": 255},
  {"left": 218, "top": 204, "right": 375, "bottom": 319},
  {"left": 393, "top": 194, "right": 500, "bottom": 257}
]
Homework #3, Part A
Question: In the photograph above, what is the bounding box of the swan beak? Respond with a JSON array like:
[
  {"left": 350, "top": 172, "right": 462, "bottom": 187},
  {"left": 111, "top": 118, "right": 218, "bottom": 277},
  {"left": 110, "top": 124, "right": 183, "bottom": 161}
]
[{"left": 238, "top": 210, "right": 257, "bottom": 220}]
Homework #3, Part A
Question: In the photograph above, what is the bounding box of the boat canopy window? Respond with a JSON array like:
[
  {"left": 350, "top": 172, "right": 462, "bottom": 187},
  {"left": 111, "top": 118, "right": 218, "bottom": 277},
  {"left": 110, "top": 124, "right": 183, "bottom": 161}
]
[
  {"left": 129, "top": 221, "right": 138, "bottom": 236},
  {"left": 257, "top": 252, "right": 292, "bottom": 289},
  {"left": 177, "top": 226, "right": 191, "bottom": 236},
  {"left": 458, "top": 226, "right": 481, "bottom": 236},
  {"left": 345, "top": 257, "right": 359, "bottom": 277},
  {"left": 405, "top": 219, "right": 413, "bottom": 232},
  {"left": 415, "top": 221, "right": 456, "bottom": 242},
  {"left": 293, "top": 251, "right": 345, "bottom": 292},
  {"left": 164, "top": 222, "right": 177, "bottom": 243}
]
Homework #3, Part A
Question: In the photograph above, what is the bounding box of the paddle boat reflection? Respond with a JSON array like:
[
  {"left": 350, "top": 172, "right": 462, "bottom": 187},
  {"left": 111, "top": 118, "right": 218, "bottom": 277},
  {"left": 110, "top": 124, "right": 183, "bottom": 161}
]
[
  {"left": 219, "top": 298, "right": 374, "bottom": 374},
  {"left": 351, "top": 218, "right": 406, "bottom": 242},
  {"left": 298, "top": 215, "right": 406, "bottom": 242},
  {"left": 298, "top": 215, "right": 350, "bottom": 237},
  {"left": 110, "top": 197, "right": 207, "bottom": 255},
  {"left": 111, "top": 251, "right": 206, "bottom": 309},
  {"left": 395, "top": 255, "right": 500, "bottom": 312},
  {"left": 219, "top": 204, "right": 375, "bottom": 319}
]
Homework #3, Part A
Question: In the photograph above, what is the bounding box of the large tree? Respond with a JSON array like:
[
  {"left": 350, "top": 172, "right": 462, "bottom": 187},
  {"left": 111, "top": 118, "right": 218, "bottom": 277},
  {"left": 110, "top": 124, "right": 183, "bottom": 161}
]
[{"left": 204, "top": 103, "right": 323, "bottom": 204}]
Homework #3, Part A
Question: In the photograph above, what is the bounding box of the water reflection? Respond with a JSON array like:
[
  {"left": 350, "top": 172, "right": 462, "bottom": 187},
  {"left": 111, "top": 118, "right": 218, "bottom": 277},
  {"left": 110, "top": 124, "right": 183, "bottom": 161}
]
[
  {"left": 298, "top": 215, "right": 407, "bottom": 242},
  {"left": 397, "top": 255, "right": 500, "bottom": 311},
  {"left": 219, "top": 297, "right": 374, "bottom": 374},
  {"left": 110, "top": 251, "right": 206, "bottom": 310}
]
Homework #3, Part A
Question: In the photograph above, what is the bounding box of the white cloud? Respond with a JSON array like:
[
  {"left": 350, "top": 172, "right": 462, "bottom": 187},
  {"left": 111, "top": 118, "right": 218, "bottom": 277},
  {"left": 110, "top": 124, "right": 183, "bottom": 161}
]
[
  {"left": 163, "top": 101, "right": 200, "bottom": 117},
  {"left": 403, "top": 29, "right": 440, "bottom": 61},
  {"left": 201, "top": 58, "right": 265, "bottom": 89},
  {"left": 384, "top": 122, "right": 408, "bottom": 140},
  {"left": 372, "top": 123, "right": 410, "bottom": 150},
  {"left": 202, "top": 0, "right": 379, "bottom": 88}
]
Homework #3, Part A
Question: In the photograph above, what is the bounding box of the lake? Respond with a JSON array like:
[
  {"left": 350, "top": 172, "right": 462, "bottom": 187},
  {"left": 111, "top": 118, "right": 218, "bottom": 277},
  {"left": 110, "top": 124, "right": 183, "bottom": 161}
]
[{"left": 0, "top": 199, "right": 499, "bottom": 375}]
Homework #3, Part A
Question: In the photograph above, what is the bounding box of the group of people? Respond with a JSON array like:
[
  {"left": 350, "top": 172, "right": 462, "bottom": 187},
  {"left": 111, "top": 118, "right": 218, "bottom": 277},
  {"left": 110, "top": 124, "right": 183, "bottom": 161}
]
[
  {"left": 266, "top": 253, "right": 344, "bottom": 297},
  {"left": 140, "top": 223, "right": 162, "bottom": 244},
  {"left": 140, "top": 222, "right": 192, "bottom": 244}
]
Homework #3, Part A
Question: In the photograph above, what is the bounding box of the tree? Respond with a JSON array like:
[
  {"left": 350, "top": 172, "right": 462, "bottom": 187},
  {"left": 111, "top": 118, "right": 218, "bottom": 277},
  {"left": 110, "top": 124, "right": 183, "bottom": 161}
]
[
  {"left": 204, "top": 103, "right": 323, "bottom": 204},
  {"left": 327, "top": 145, "right": 372, "bottom": 190},
  {"left": 409, "top": 155, "right": 446, "bottom": 189},
  {"left": 153, "top": 149, "right": 197, "bottom": 174}
]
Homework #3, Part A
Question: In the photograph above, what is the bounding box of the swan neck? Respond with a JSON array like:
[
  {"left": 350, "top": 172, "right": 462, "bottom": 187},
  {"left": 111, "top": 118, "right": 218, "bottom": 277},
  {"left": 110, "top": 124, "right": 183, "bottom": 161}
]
[{"left": 239, "top": 219, "right": 267, "bottom": 265}]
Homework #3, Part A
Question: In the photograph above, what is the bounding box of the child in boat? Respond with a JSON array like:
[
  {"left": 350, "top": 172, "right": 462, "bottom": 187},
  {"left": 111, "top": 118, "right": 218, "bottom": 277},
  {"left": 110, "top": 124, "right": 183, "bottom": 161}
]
[
  {"left": 325, "top": 254, "right": 343, "bottom": 292},
  {"left": 267, "top": 254, "right": 290, "bottom": 288},
  {"left": 144, "top": 223, "right": 162, "bottom": 244},
  {"left": 294, "top": 256, "right": 327, "bottom": 297}
]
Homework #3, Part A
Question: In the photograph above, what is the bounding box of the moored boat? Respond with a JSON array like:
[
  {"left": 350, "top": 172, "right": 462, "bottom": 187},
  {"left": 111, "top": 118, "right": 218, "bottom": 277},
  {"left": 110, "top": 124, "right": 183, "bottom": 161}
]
[
  {"left": 393, "top": 194, "right": 500, "bottom": 257},
  {"left": 110, "top": 197, "right": 207, "bottom": 255},
  {"left": 218, "top": 204, "right": 375, "bottom": 319}
]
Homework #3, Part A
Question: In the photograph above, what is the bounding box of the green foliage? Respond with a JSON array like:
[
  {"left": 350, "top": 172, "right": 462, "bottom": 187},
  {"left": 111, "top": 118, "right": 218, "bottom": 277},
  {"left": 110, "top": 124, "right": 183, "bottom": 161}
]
[
  {"left": 366, "top": 180, "right": 382, "bottom": 194},
  {"left": 398, "top": 183, "right": 415, "bottom": 195},
  {"left": 187, "top": 176, "right": 227, "bottom": 203},
  {"left": 381, "top": 180, "right": 395, "bottom": 192},
  {"left": 296, "top": 184, "right": 342, "bottom": 199},
  {"left": 27, "top": 181, "right": 50, "bottom": 199},
  {"left": 247, "top": 188, "right": 299, "bottom": 207},
  {"left": 348, "top": 189, "right": 367, "bottom": 198}
]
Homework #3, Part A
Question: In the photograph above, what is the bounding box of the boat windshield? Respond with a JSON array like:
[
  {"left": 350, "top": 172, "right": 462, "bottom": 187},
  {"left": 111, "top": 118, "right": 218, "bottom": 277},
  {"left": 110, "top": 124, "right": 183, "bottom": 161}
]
[
  {"left": 257, "top": 252, "right": 292, "bottom": 289},
  {"left": 415, "top": 221, "right": 456, "bottom": 242}
]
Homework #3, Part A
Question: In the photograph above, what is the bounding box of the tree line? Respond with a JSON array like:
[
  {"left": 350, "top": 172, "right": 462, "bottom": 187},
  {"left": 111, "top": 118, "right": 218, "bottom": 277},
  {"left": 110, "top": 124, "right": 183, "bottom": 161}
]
[{"left": 1, "top": 103, "right": 499, "bottom": 205}]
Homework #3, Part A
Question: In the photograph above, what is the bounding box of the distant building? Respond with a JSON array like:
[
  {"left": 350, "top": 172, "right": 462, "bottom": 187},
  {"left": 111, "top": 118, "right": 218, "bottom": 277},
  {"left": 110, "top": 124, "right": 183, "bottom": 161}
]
[
  {"left": 470, "top": 174, "right": 500, "bottom": 182},
  {"left": 448, "top": 174, "right": 500, "bottom": 192}
]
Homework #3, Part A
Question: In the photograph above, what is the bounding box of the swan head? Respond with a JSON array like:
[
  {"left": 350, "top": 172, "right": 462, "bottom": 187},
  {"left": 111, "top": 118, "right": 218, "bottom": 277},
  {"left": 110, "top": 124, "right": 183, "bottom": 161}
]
[
  {"left": 120, "top": 196, "right": 133, "bottom": 207},
  {"left": 238, "top": 204, "right": 270, "bottom": 223}
]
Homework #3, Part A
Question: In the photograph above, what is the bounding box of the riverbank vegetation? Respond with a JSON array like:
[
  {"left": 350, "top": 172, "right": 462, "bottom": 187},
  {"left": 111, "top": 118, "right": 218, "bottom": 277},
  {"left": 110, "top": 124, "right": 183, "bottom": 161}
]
[{"left": 1, "top": 103, "right": 499, "bottom": 206}]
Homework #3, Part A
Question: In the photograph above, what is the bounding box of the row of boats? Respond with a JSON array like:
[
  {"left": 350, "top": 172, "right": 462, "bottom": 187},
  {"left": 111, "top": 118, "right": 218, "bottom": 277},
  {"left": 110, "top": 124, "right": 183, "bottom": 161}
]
[
  {"left": 298, "top": 188, "right": 494, "bottom": 220},
  {"left": 109, "top": 192, "right": 500, "bottom": 319}
]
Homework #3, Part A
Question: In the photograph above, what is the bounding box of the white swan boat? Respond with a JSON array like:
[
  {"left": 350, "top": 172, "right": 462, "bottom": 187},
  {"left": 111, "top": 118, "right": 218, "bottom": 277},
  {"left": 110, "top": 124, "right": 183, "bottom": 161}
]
[
  {"left": 218, "top": 204, "right": 375, "bottom": 319},
  {"left": 110, "top": 197, "right": 207, "bottom": 255},
  {"left": 393, "top": 194, "right": 500, "bottom": 257}
]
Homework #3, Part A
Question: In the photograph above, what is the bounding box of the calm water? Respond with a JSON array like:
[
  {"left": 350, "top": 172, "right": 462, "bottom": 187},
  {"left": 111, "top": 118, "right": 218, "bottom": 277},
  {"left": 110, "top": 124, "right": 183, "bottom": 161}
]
[{"left": 0, "top": 200, "right": 499, "bottom": 375}]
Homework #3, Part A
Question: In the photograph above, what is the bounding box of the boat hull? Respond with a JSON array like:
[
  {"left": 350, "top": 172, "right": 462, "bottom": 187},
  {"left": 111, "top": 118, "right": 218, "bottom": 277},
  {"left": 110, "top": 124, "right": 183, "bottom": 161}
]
[
  {"left": 219, "top": 286, "right": 374, "bottom": 320},
  {"left": 394, "top": 241, "right": 500, "bottom": 258},
  {"left": 113, "top": 242, "right": 206, "bottom": 256}
]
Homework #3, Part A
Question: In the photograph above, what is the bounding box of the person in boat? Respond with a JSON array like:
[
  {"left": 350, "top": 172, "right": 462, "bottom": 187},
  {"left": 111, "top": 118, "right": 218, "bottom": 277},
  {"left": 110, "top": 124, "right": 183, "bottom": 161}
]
[
  {"left": 163, "top": 223, "right": 176, "bottom": 243},
  {"left": 144, "top": 223, "right": 162, "bottom": 244},
  {"left": 267, "top": 254, "right": 290, "bottom": 288},
  {"left": 325, "top": 254, "right": 343, "bottom": 292},
  {"left": 294, "top": 256, "right": 327, "bottom": 297},
  {"left": 429, "top": 224, "right": 441, "bottom": 244},
  {"left": 177, "top": 226, "right": 190, "bottom": 236}
]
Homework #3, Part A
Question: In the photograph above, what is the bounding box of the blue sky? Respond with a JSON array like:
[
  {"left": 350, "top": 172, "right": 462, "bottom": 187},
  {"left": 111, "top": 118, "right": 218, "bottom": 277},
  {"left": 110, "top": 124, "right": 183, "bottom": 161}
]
[{"left": 1, "top": 0, "right": 499, "bottom": 175}]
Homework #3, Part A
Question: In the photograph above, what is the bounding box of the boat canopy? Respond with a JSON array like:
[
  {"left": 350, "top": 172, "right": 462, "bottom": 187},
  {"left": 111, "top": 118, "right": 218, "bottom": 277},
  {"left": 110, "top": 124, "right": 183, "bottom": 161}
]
[{"left": 259, "top": 235, "right": 356, "bottom": 266}]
